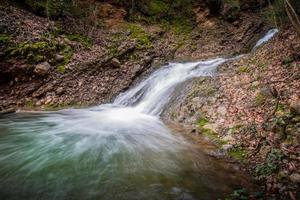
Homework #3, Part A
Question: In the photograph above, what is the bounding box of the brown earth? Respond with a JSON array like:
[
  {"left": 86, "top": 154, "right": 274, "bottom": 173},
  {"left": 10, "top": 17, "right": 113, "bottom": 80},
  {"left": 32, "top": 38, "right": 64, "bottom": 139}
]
[{"left": 0, "top": 3, "right": 268, "bottom": 112}]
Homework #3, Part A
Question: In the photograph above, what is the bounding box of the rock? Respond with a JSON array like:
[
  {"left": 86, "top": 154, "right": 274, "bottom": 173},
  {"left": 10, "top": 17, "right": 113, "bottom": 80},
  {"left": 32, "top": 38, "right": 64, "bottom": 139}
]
[
  {"left": 0, "top": 108, "right": 16, "bottom": 115},
  {"left": 222, "top": 134, "right": 235, "bottom": 143},
  {"left": 222, "top": 144, "right": 233, "bottom": 152},
  {"left": 32, "top": 84, "right": 54, "bottom": 98},
  {"left": 34, "top": 62, "right": 51, "bottom": 76},
  {"left": 55, "top": 54, "right": 64, "bottom": 62},
  {"left": 44, "top": 96, "right": 52, "bottom": 105},
  {"left": 56, "top": 87, "right": 64, "bottom": 95},
  {"left": 260, "top": 86, "right": 273, "bottom": 97},
  {"left": 217, "top": 106, "right": 227, "bottom": 116},
  {"left": 290, "top": 100, "right": 300, "bottom": 115},
  {"left": 111, "top": 58, "right": 121, "bottom": 68},
  {"left": 289, "top": 173, "right": 300, "bottom": 183}
]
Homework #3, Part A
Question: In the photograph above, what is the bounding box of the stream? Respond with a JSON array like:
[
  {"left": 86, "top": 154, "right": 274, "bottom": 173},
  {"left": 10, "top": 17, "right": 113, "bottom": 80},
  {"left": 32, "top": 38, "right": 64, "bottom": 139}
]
[{"left": 0, "top": 30, "right": 278, "bottom": 200}]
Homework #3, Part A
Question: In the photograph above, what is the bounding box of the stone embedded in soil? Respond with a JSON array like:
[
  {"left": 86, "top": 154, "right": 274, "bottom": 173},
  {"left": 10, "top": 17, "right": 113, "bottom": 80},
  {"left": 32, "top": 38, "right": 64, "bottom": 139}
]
[
  {"left": 34, "top": 62, "right": 51, "bottom": 76},
  {"left": 55, "top": 54, "right": 64, "bottom": 62},
  {"left": 289, "top": 173, "right": 300, "bottom": 183},
  {"left": 56, "top": 87, "right": 64, "bottom": 95},
  {"left": 111, "top": 58, "right": 121, "bottom": 68}
]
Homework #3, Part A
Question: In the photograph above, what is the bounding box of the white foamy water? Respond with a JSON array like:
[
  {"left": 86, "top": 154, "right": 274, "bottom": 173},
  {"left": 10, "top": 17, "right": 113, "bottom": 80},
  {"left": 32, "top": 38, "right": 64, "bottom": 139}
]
[
  {"left": 253, "top": 28, "right": 279, "bottom": 49},
  {"left": 0, "top": 29, "right": 278, "bottom": 200}
]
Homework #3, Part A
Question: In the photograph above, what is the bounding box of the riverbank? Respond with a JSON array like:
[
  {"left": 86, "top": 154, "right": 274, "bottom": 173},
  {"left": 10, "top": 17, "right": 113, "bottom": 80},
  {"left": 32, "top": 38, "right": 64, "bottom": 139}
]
[
  {"left": 1, "top": 1, "right": 299, "bottom": 199},
  {"left": 163, "top": 27, "right": 300, "bottom": 199}
]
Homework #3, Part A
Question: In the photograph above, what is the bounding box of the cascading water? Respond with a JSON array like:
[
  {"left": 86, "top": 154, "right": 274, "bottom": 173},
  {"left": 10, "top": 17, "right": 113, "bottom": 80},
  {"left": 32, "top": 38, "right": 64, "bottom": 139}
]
[{"left": 0, "top": 30, "right": 277, "bottom": 200}]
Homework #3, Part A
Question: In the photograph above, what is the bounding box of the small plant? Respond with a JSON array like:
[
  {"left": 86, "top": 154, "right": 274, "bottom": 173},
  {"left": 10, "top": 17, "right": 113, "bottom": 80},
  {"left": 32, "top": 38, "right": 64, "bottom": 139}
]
[
  {"left": 126, "top": 23, "right": 152, "bottom": 49},
  {"left": 254, "top": 148, "right": 283, "bottom": 178},
  {"left": 66, "top": 34, "right": 92, "bottom": 48},
  {"left": 237, "top": 66, "right": 250, "bottom": 73},
  {"left": 197, "top": 117, "right": 209, "bottom": 127},
  {"left": 228, "top": 146, "right": 246, "bottom": 162}
]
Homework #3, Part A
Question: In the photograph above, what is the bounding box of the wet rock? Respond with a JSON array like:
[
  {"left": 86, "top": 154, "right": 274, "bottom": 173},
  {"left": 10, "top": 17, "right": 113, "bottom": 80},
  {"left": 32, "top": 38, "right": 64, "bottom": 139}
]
[
  {"left": 34, "top": 62, "right": 51, "bottom": 76},
  {"left": 111, "top": 58, "right": 121, "bottom": 68}
]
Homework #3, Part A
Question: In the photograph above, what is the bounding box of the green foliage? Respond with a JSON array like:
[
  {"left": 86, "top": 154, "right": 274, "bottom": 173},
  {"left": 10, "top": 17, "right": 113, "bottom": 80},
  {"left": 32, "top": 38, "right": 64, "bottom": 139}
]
[
  {"left": 66, "top": 34, "right": 92, "bottom": 48},
  {"left": 148, "top": 0, "right": 169, "bottom": 16},
  {"left": 237, "top": 66, "right": 250, "bottom": 73},
  {"left": 57, "top": 65, "right": 66, "bottom": 73},
  {"left": 126, "top": 24, "right": 152, "bottom": 49},
  {"left": 197, "top": 117, "right": 227, "bottom": 146},
  {"left": 0, "top": 34, "right": 12, "bottom": 45},
  {"left": 197, "top": 117, "right": 209, "bottom": 127},
  {"left": 254, "top": 92, "right": 266, "bottom": 106},
  {"left": 6, "top": 41, "right": 57, "bottom": 64},
  {"left": 228, "top": 146, "right": 246, "bottom": 162},
  {"left": 262, "top": 0, "right": 300, "bottom": 27},
  {"left": 227, "top": 188, "right": 249, "bottom": 200},
  {"left": 3, "top": 37, "right": 74, "bottom": 66},
  {"left": 254, "top": 149, "right": 283, "bottom": 178}
]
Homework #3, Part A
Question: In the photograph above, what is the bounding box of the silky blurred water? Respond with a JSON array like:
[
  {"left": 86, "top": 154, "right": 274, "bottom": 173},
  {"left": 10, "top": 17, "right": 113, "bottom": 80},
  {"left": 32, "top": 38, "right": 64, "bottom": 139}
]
[{"left": 0, "top": 55, "right": 278, "bottom": 199}]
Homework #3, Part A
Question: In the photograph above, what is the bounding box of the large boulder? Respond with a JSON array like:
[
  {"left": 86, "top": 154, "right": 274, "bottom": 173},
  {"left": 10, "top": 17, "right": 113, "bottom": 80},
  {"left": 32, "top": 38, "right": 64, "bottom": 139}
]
[{"left": 34, "top": 62, "right": 51, "bottom": 76}]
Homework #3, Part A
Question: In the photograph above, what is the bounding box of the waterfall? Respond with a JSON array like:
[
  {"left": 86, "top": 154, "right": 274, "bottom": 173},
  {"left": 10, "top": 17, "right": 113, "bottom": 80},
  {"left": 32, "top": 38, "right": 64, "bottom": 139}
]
[{"left": 0, "top": 29, "right": 278, "bottom": 200}]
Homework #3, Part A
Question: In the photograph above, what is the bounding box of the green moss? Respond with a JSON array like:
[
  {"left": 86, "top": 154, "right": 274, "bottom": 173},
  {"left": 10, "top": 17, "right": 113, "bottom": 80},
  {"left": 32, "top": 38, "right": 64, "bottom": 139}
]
[
  {"left": 66, "top": 34, "right": 92, "bottom": 48},
  {"left": 57, "top": 65, "right": 66, "bottom": 73},
  {"left": 197, "top": 117, "right": 209, "bottom": 127},
  {"left": 228, "top": 146, "right": 246, "bottom": 162},
  {"left": 60, "top": 45, "right": 73, "bottom": 63},
  {"left": 6, "top": 41, "right": 57, "bottom": 64},
  {"left": 254, "top": 149, "right": 283, "bottom": 178},
  {"left": 197, "top": 117, "right": 227, "bottom": 146},
  {"left": 254, "top": 92, "right": 266, "bottom": 106},
  {"left": 126, "top": 24, "right": 152, "bottom": 49},
  {"left": 25, "top": 100, "right": 34, "bottom": 108},
  {"left": 0, "top": 34, "right": 12, "bottom": 45},
  {"left": 237, "top": 66, "right": 250, "bottom": 73},
  {"left": 148, "top": 0, "right": 169, "bottom": 16}
]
